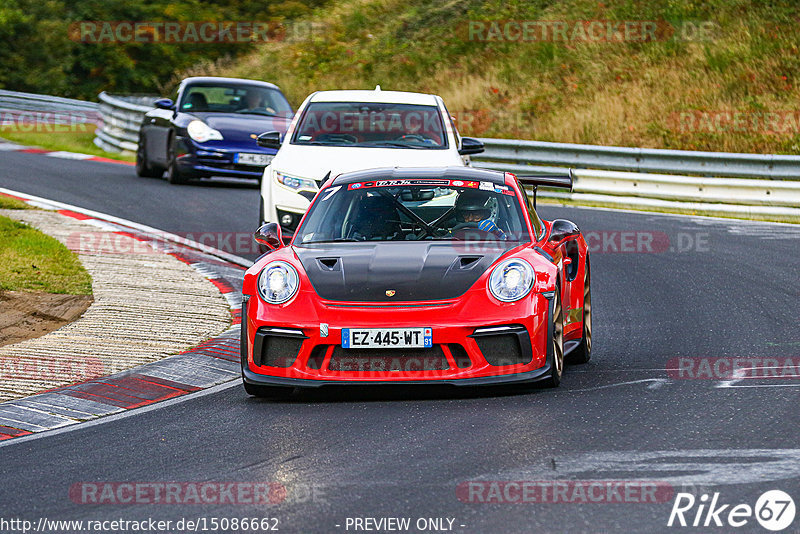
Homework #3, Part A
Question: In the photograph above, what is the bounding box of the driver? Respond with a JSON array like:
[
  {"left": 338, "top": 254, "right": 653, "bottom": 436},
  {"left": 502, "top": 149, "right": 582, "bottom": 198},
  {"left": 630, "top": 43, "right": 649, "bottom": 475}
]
[
  {"left": 238, "top": 89, "right": 275, "bottom": 114},
  {"left": 452, "top": 189, "right": 507, "bottom": 240},
  {"left": 240, "top": 89, "right": 261, "bottom": 110}
]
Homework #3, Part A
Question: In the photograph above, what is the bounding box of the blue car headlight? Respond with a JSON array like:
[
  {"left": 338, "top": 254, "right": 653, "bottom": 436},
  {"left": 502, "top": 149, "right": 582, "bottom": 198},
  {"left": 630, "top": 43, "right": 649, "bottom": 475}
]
[
  {"left": 274, "top": 170, "right": 317, "bottom": 190},
  {"left": 187, "top": 120, "right": 223, "bottom": 142},
  {"left": 257, "top": 261, "right": 299, "bottom": 304},
  {"left": 488, "top": 258, "right": 534, "bottom": 302}
]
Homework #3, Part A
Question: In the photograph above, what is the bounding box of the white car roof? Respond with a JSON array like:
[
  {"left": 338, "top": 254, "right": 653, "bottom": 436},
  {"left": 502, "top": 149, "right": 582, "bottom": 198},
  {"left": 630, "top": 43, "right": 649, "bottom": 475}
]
[{"left": 308, "top": 89, "right": 440, "bottom": 106}]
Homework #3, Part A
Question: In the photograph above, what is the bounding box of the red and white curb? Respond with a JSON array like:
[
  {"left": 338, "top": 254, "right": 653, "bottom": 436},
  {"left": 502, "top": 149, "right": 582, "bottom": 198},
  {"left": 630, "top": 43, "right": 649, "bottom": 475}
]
[
  {"left": 0, "top": 139, "right": 133, "bottom": 165},
  {"left": 0, "top": 189, "right": 253, "bottom": 442}
]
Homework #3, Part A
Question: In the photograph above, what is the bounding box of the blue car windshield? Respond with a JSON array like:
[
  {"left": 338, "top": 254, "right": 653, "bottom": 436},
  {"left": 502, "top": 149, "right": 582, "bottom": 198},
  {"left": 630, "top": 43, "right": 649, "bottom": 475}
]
[
  {"left": 295, "top": 181, "right": 531, "bottom": 244},
  {"left": 180, "top": 84, "right": 292, "bottom": 117}
]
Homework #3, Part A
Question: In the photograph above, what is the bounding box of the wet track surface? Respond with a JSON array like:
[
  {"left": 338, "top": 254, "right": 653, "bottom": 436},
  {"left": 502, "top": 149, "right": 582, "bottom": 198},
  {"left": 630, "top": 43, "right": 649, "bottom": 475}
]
[{"left": 1, "top": 150, "right": 799, "bottom": 533}]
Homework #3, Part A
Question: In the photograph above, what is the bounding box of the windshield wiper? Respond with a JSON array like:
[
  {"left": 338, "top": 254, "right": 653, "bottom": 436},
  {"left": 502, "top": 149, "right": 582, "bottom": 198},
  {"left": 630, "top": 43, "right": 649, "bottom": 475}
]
[
  {"left": 233, "top": 110, "right": 279, "bottom": 117},
  {"left": 305, "top": 238, "right": 360, "bottom": 243},
  {"left": 355, "top": 141, "right": 426, "bottom": 149}
]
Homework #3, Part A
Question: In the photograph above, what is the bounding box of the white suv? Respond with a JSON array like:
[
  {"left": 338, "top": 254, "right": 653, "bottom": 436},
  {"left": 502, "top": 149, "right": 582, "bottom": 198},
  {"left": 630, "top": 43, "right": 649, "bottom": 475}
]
[{"left": 256, "top": 88, "right": 484, "bottom": 234}]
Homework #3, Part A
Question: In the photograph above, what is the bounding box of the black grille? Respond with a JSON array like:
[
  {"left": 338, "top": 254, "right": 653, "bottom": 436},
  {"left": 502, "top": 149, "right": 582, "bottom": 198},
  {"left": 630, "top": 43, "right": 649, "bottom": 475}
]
[
  {"left": 328, "top": 345, "right": 449, "bottom": 372},
  {"left": 306, "top": 345, "right": 328, "bottom": 369},
  {"left": 473, "top": 326, "right": 532, "bottom": 367},
  {"left": 448, "top": 344, "right": 472, "bottom": 368},
  {"left": 253, "top": 329, "right": 305, "bottom": 368}
]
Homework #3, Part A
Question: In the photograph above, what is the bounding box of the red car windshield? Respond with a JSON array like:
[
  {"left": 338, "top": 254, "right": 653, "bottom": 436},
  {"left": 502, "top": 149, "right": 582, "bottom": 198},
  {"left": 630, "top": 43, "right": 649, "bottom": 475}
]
[
  {"left": 291, "top": 102, "right": 448, "bottom": 149},
  {"left": 295, "top": 181, "right": 531, "bottom": 244}
]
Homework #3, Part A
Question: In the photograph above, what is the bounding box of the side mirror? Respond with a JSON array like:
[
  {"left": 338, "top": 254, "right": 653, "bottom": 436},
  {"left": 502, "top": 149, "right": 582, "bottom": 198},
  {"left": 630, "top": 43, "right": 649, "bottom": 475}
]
[
  {"left": 154, "top": 98, "right": 175, "bottom": 110},
  {"left": 548, "top": 219, "right": 580, "bottom": 244},
  {"left": 257, "top": 131, "right": 282, "bottom": 150},
  {"left": 458, "top": 137, "right": 484, "bottom": 155},
  {"left": 254, "top": 222, "right": 284, "bottom": 250}
]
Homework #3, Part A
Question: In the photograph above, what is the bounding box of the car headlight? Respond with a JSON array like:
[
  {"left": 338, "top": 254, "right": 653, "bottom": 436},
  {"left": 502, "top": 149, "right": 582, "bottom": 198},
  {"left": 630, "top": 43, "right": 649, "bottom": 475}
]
[
  {"left": 257, "top": 261, "right": 299, "bottom": 304},
  {"left": 274, "top": 170, "right": 317, "bottom": 190},
  {"left": 186, "top": 120, "right": 223, "bottom": 142},
  {"left": 488, "top": 258, "right": 534, "bottom": 302}
]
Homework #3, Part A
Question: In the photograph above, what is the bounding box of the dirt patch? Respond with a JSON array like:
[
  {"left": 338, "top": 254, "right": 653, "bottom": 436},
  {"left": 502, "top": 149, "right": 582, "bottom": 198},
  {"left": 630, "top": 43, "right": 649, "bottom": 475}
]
[{"left": 0, "top": 291, "right": 93, "bottom": 347}]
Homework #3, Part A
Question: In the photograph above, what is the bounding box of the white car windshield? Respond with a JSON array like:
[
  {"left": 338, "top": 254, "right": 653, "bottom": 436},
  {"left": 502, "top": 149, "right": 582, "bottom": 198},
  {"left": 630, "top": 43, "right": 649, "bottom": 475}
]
[
  {"left": 295, "top": 180, "right": 531, "bottom": 243},
  {"left": 291, "top": 102, "right": 448, "bottom": 149}
]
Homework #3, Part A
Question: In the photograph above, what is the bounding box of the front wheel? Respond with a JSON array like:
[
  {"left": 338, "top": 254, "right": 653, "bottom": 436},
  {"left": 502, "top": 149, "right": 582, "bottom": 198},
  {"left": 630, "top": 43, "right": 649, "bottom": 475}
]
[
  {"left": 135, "top": 136, "right": 162, "bottom": 178},
  {"left": 567, "top": 260, "right": 592, "bottom": 364},
  {"left": 542, "top": 286, "right": 565, "bottom": 388},
  {"left": 165, "top": 134, "right": 189, "bottom": 185}
]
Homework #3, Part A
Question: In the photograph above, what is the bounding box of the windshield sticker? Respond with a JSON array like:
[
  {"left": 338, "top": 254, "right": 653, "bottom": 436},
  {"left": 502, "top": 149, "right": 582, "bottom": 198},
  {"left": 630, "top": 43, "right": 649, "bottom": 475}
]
[
  {"left": 479, "top": 181, "right": 494, "bottom": 191},
  {"left": 320, "top": 186, "right": 341, "bottom": 200},
  {"left": 347, "top": 179, "right": 486, "bottom": 190}
]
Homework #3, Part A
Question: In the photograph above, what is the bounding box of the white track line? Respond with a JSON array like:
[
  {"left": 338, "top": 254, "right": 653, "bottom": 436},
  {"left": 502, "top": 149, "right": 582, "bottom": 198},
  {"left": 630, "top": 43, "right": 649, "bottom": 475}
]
[
  {"left": 0, "top": 380, "right": 241, "bottom": 448},
  {"left": 0, "top": 187, "right": 253, "bottom": 268}
]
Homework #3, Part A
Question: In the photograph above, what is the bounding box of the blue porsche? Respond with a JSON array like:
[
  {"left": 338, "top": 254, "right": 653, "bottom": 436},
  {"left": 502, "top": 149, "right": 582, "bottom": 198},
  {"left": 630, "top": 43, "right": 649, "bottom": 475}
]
[{"left": 136, "top": 76, "right": 293, "bottom": 184}]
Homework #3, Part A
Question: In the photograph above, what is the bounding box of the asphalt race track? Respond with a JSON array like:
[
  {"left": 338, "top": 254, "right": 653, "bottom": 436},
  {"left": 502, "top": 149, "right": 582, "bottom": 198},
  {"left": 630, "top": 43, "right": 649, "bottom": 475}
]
[{"left": 1, "top": 150, "right": 799, "bottom": 533}]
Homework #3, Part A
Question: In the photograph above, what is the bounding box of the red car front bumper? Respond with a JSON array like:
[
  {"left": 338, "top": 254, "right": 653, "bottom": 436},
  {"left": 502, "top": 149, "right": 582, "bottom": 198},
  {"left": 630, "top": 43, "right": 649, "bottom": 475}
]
[{"left": 241, "top": 287, "right": 555, "bottom": 387}]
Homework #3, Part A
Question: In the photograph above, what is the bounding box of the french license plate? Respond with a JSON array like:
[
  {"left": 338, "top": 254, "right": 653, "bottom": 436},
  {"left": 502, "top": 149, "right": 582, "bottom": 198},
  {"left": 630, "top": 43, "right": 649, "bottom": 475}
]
[
  {"left": 234, "top": 153, "right": 273, "bottom": 166},
  {"left": 341, "top": 328, "right": 432, "bottom": 349}
]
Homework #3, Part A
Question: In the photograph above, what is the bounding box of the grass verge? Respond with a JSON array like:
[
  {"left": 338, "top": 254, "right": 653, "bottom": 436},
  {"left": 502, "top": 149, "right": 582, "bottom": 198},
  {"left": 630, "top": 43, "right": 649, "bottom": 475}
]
[
  {"left": 0, "top": 215, "right": 92, "bottom": 295},
  {"left": 0, "top": 196, "right": 33, "bottom": 210},
  {"left": 0, "top": 128, "right": 135, "bottom": 162}
]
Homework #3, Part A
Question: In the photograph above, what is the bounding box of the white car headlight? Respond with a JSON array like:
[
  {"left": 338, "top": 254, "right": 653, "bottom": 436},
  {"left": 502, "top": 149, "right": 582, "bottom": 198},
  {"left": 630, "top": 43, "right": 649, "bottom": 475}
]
[
  {"left": 186, "top": 120, "right": 223, "bottom": 142},
  {"left": 257, "top": 261, "right": 299, "bottom": 304},
  {"left": 274, "top": 170, "right": 317, "bottom": 190},
  {"left": 488, "top": 258, "right": 534, "bottom": 302}
]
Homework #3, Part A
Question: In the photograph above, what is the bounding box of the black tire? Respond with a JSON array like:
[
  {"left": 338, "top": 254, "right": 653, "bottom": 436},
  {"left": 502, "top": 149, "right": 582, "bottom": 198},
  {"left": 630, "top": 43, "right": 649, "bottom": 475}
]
[
  {"left": 243, "top": 381, "right": 294, "bottom": 399},
  {"left": 165, "top": 134, "right": 189, "bottom": 185},
  {"left": 135, "top": 136, "right": 162, "bottom": 178},
  {"left": 567, "top": 260, "right": 592, "bottom": 364},
  {"left": 542, "top": 285, "right": 565, "bottom": 388}
]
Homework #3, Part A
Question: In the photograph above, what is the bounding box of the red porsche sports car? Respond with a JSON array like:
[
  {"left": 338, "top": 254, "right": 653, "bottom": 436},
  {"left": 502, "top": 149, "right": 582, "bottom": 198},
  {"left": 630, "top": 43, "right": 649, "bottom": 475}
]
[{"left": 240, "top": 166, "right": 591, "bottom": 397}]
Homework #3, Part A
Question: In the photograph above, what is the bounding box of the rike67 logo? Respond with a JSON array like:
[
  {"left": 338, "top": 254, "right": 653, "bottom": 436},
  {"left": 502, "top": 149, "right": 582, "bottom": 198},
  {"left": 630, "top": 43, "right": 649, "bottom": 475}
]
[{"left": 668, "top": 490, "right": 795, "bottom": 531}]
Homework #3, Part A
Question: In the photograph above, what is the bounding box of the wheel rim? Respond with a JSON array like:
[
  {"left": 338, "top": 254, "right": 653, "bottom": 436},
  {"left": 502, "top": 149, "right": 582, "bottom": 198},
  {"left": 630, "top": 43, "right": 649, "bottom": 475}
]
[
  {"left": 553, "top": 291, "right": 564, "bottom": 376},
  {"left": 584, "top": 268, "right": 592, "bottom": 354}
]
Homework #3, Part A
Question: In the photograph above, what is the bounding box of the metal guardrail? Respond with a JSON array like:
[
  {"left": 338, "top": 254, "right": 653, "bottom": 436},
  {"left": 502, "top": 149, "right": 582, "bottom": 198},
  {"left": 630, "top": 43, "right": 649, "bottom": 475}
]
[
  {"left": 0, "top": 89, "right": 100, "bottom": 128},
  {"left": 474, "top": 138, "right": 800, "bottom": 180},
  {"left": 94, "top": 92, "right": 156, "bottom": 153},
  {"left": 472, "top": 138, "right": 800, "bottom": 219}
]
